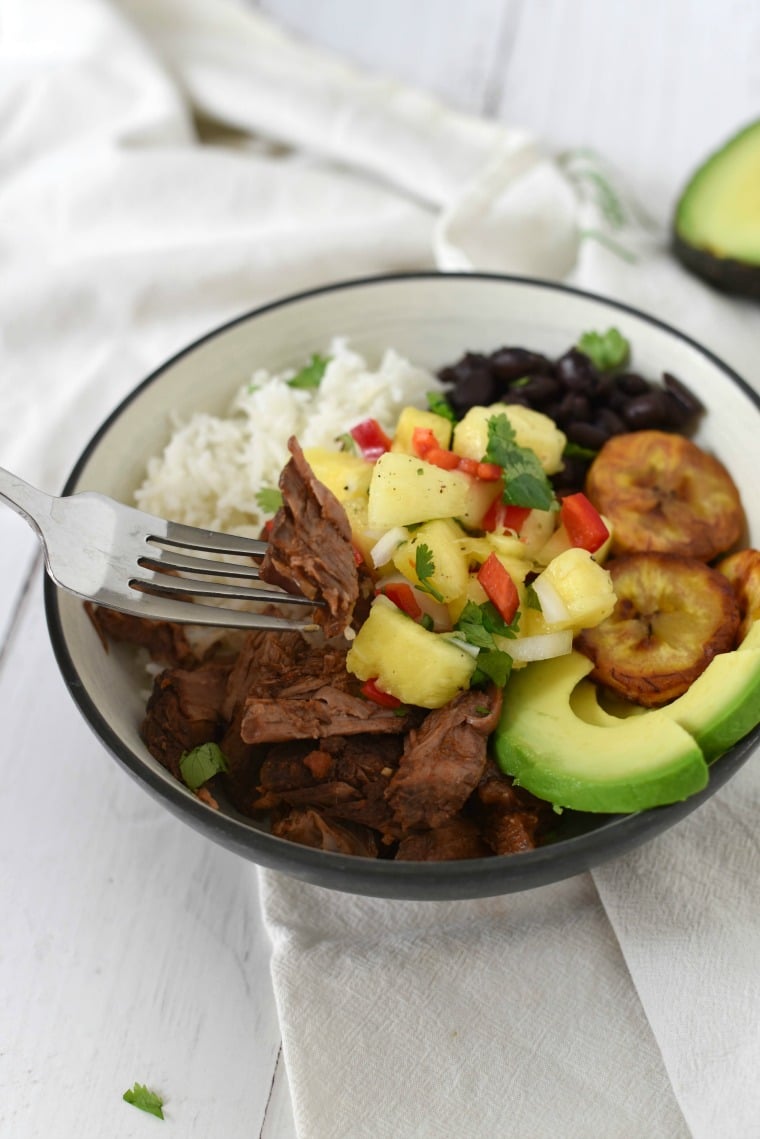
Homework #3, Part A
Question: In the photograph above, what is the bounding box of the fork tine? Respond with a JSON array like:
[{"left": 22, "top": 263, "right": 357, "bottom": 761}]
[
  {"left": 138, "top": 549, "right": 264, "bottom": 579},
  {"left": 131, "top": 572, "right": 319, "bottom": 607},
  {"left": 152, "top": 521, "right": 269, "bottom": 558},
  {"left": 93, "top": 587, "right": 320, "bottom": 631}
]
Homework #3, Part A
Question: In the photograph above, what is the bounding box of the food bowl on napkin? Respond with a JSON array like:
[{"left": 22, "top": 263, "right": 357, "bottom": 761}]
[{"left": 45, "top": 273, "right": 760, "bottom": 900}]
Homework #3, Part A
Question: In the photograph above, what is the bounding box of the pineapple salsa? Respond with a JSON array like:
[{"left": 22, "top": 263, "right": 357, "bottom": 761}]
[{"left": 304, "top": 399, "right": 616, "bottom": 710}]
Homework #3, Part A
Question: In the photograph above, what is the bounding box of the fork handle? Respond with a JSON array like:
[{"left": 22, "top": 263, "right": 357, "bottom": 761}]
[{"left": 0, "top": 466, "right": 55, "bottom": 538}]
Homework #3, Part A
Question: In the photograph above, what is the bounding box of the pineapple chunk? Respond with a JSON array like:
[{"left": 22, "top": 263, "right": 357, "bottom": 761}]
[
  {"left": 391, "top": 407, "right": 452, "bottom": 454},
  {"left": 534, "top": 547, "right": 615, "bottom": 632},
  {"left": 346, "top": 597, "right": 476, "bottom": 708},
  {"left": 367, "top": 452, "right": 471, "bottom": 528},
  {"left": 341, "top": 496, "right": 374, "bottom": 563},
  {"left": 452, "top": 403, "right": 566, "bottom": 474},
  {"left": 392, "top": 518, "right": 469, "bottom": 603},
  {"left": 302, "top": 447, "right": 372, "bottom": 502}
]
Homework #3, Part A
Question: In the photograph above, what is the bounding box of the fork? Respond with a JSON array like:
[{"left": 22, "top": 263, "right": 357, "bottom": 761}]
[{"left": 0, "top": 467, "right": 321, "bottom": 631}]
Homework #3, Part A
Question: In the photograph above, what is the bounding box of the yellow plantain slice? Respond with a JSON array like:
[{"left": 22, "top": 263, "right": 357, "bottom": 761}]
[
  {"left": 585, "top": 430, "right": 744, "bottom": 560},
  {"left": 717, "top": 548, "right": 760, "bottom": 640},
  {"left": 575, "top": 553, "right": 740, "bottom": 707}
]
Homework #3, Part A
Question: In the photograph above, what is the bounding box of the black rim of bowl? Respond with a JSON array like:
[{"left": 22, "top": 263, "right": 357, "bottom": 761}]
[{"left": 44, "top": 271, "right": 760, "bottom": 898}]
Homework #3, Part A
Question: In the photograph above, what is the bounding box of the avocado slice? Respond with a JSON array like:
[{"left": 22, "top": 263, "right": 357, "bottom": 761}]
[
  {"left": 673, "top": 119, "right": 760, "bottom": 298},
  {"left": 494, "top": 632, "right": 760, "bottom": 813}
]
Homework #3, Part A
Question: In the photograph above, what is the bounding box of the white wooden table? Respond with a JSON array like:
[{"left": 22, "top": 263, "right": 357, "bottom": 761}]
[{"left": 1, "top": 2, "right": 756, "bottom": 1136}]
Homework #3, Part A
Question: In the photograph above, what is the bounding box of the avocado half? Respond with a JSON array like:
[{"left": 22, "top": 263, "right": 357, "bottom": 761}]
[
  {"left": 492, "top": 627, "right": 760, "bottom": 814},
  {"left": 673, "top": 119, "right": 760, "bottom": 298}
]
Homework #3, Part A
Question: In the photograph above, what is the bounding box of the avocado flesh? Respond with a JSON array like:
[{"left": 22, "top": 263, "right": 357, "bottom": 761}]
[
  {"left": 493, "top": 652, "right": 708, "bottom": 814},
  {"left": 495, "top": 628, "right": 760, "bottom": 813},
  {"left": 673, "top": 119, "right": 760, "bottom": 298}
]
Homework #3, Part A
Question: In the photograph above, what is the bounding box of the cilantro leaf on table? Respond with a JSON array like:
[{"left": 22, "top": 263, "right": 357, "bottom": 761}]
[
  {"left": 576, "top": 327, "right": 630, "bottom": 371},
  {"left": 123, "top": 1083, "right": 165, "bottom": 1120},
  {"left": 414, "top": 543, "right": 445, "bottom": 603},
  {"left": 179, "top": 742, "right": 228, "bottom": 791},
  {"left": 426, "top": 390, "right": 457, "bottom": 424},
  {"left": 287, "top": 353, "right": 331, "bottom": 390},
  {"left": 255, "top": 487, "right": 283, "bottom": 513},
  {"left": 484, "top": 414, "right": 556, "bottom": 511}
]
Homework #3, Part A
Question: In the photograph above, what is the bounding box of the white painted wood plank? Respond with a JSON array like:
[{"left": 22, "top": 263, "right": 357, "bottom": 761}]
[
  {"left": 260, "top": 1048, "right": 298, "bottom": 1139},
  {"left": 0, "top": 513, "right": 39, "bottom": 649},
  {"left": 0, "top": 575, "right": 281, "bottom": 1138}
]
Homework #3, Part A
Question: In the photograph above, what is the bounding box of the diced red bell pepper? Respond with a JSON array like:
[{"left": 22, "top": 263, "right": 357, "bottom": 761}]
[
  {"left": 412, "top": 427, "right": 438, "bottom": 457},
  {"left": 351, "top": 543, "right": 365, "bottom": 567},
  {"left": 350, "top": 418, "right": 393, "bottom": 460},
  {"left": 477, "top": 553, "right": 520, "bottom": 624},
  {"left": 360, "top": 677, "right": 402, "bottom": 708},
  {"left": 425, "top": 447, "right": 461, "bottom": 471},
  {"left": 560, "top": 492, "right": 610, "bottom": 554},
  {"left": 380, "top": 581, "right": 422, "bottom": 619},
  {"left": 456, "top": 456, "right": 480, "bottom": 477},
  {"left": 475, "top": 461, "right": 502, "bottom": 481},
  {"left": 481, "top": 500, "right": 530, "bottom": 534}
]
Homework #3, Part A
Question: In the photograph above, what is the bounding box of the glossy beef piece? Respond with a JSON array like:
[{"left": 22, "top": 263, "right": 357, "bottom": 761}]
[
  {"left": 141, "top": 660, "right": 232, "bottom": 777},
  {"left": 385, "top": 686, "right": 503, "bottom": 833},
  {"left": 85, "top": 602, "right": 197, "bottom": 668},
  {"left": 256, "top": 734, "right": 403, "bottom": 831},
  {"left": 470, "top": 759, "right": 554, "bottom": 855},
  {"left": 395, "top": 818, "right": 490, "bottom": 862},
  {"left": 271, "top": 807, "right": 379, "bottom": 857},
  {"left": 260, "top": 436, "right": 359, "bottom": 638},
  {"left": 241, "top": 683, "right": 420, "bottom": 744}
]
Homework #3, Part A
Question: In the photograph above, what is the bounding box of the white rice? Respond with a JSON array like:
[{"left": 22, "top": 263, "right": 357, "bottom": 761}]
[{"left": 134, "top": 338, "right": 443, "bottom": 533}]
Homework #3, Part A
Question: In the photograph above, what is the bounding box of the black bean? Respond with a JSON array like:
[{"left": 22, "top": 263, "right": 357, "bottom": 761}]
[
  {"left": 489, "top": 347, "right": 552, "bottom": 383},
  {"left": 617, "top": 372, "right": 650, "bottom": 396},
  {"left": 622, "top": 390, "right": 672, "bottom": 430},
  {"left": 557, "top": 392, "right": 592, "bottom": 426},
  {"left": 448, "top": 367, "right": 497, "bottom": 412},
  {"left": 515, "top": 373, "right": 561, "bottom": 407},
  {"left": 566, "top": 421, "right": 610, "bottom": 450},
  {"left": 552, "top": 455, "right": 589, "bottom": 493},
  {"left": 556, "top": 349, "right": 598, "bottom": 393},
  {"left": 663, "top": 372, "right": 705, "bottom": 417},
  {"left": 596, "top": 407, "right": 627, "bottom": 435}
]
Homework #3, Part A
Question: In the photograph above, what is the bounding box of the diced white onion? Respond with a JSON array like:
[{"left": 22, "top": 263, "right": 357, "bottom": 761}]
[
  {"left": 369, "top": 526, "right": 409, "bottom": 568},
  {"left": 503, "top": 629, "right": 573, "bottom": 662},
  {"left": 442, "top": 634, "right": 481, "bottom": 659},
  {"left": 531, "top": 574, "right": 571, "bottom": 626}
]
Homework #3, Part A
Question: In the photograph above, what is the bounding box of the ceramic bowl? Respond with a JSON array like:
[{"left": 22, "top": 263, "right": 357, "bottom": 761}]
[{"left": 45, "top": 273, "right": 760, "bottom": 900}]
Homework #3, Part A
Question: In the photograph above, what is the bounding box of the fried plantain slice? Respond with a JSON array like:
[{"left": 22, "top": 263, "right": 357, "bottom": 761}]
[
  {"left": 717, "top": 548, "right": 760, "bottom": 640},
  {"left": 585, "top": 430, "right": 743, "bottom": 560},
  {"left": 575, "top": 553, "right": 740, "bottom": 707}
]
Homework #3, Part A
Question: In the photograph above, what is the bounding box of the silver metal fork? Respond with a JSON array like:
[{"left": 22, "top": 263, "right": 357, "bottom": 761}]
[{"left": 0, "top": 467, "right": 321, "bottom": 631}]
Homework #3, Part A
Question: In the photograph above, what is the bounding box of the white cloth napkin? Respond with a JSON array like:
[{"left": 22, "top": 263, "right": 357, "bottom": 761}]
[{"left": 2, "top": 2, "right": 759, "bottom": 1136}]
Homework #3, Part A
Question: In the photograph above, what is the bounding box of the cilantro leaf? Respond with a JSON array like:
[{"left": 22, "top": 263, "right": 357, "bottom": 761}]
[
  {"left": 577, "top": 327, "right": 629, "bottom": 371},
  {"left": 484, "top": 414, "right": 555, "bottom": 511},
  {"left": 179, "top": 742, "right": 228, "bottom": 791},
  {"left": 455, "top": 600, "right": 519, "bottom": 647},
  {"left": 426, "top": 390, "right": 457, "bottom": 424},
  {"left": 414, "top": 543, "right": 445, "bottom": 603},
  {"left": 471, "top": 649, "right": 512, "bottom": 688},
  {"left": 524, "top": 583, "right": 542, "bottom": 611},
  {"left": 287, "top": 353, "right": 330, "bottom": 390},
  {"left": 563, "top": 441, "right": 598, "bottom": 461},
  {"left": 255, "top": 487, "right": 283, "bottom": 513},
  {"left": 123, "top": 1083, "right": 164, "bottom": 1120},
  {"left": 336, "top": 431, "right": 358, "bottom": 454}
]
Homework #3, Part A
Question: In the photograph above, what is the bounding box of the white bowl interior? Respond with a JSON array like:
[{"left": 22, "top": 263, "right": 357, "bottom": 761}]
[{"left": 54, "top": 275, "right": 760, "bottom": 832}]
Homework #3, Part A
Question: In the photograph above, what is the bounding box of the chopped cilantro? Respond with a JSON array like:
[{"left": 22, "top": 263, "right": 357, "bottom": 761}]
[
  {"left": 471, "top": 649, "right": 512, "bottom": 688},
  {"left": 255, "top": 487, "right": 283, "bottom": 513},
  {"left": 484, "top": 414, "right": 555, "bottom": 511},
  {"left": 577, "top": 327, "right": 629, "bottom": 371},
  {"left": 336, "top": 432, "right": 357, "bottom": 454},
  {"left": 179, "top": 742, "right": 228, "bottom": 791},
  {"left": 414, "top": 543, "right": 445, "bottom": 603},
  {"left": 420, "top": 613, "right": 435, "bottom": 631},
  {"left": 287, "top": 353, "right": 330, "bottom": 390},
  {"left": 123, "top": 1083, "right": 164, "bottom": 1120},
  {"left": 426, "top": 390, "right": 457, "bottom": 424},
  {"left": 563, "top": 441, "right": 598, "bottom": 461},
  {"left": 509, "top": 376, "right": 532, "bottom": 389},
  {"left": 524, "top": 583, "right": 542, "bottom": 611}
]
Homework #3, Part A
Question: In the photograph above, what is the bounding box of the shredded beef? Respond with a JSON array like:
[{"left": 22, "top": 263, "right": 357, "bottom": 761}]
[
  {"left": 395, "top": 818, "right": 490, "bottom": 861},
  {"left": 260, "top": 437, "right": 359, "bottom": 637},
  {"left": 271, "top": 807, "right": 379, "bottom": 857},
  {"left": 141, "top": 660, "right": 232, "bottom": 777},
  {"left": 385, "top": 686, "right": 503, "bottom": 833},
  {"left": 86, "top": 602, "right": 197, "bottom": 668},
  {"left": 469, "top": 759, "right": 554, "bottom": 855}
]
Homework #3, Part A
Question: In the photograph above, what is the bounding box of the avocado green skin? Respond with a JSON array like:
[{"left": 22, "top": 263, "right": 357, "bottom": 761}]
[{"left": 672, "top": 118, "right": 760, "bottom": 299}]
